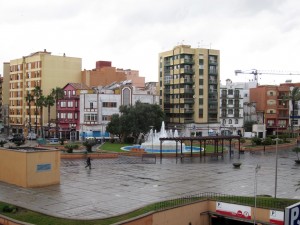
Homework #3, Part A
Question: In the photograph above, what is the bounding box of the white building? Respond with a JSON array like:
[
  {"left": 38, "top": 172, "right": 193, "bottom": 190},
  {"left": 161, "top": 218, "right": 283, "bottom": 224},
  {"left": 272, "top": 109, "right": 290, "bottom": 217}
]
[
  {"left": 79, "top": 82, "right": 159, "bottom": 139},
  {"left": 220, "top": 79, "right": 257, "bottom": 136}
]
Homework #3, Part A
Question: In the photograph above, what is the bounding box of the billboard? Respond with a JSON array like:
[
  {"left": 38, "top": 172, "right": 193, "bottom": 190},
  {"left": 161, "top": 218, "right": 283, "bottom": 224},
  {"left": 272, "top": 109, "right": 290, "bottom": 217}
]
[{"left": 285, "top": 202, "right": 300, "bottom": 225}]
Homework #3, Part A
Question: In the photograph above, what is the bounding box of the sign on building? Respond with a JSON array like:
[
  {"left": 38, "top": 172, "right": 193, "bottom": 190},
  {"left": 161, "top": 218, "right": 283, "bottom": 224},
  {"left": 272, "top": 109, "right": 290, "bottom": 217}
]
[
  {"left": 216, "top": 202, "right": 251, "bottom": 219},
  {"left": 270, "top": 210, "right": 284, "bottom": 225},
  {"left": 285, "top": 202, "right": 300, "bottom": 225}
]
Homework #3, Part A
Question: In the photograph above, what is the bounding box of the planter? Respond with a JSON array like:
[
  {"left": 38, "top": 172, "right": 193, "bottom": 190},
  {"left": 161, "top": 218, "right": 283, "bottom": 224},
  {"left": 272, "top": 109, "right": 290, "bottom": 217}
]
[{"left": 233, "top": 163, "right": 242, "bottom": 168}]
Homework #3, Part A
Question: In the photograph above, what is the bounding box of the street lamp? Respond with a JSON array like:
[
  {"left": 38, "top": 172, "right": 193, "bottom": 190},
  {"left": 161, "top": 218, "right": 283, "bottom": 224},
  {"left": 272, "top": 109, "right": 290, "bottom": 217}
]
[
  {"left": 274, "top": 125, "right": 279, "bottom": 198},
  {"left": 254, "top": 164, "right": 260, "bottom": 225}
]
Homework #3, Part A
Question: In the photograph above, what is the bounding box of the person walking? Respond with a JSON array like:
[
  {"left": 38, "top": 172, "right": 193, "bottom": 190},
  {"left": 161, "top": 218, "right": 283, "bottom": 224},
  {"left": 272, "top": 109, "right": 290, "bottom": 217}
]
[{"left": 85, "top": 156, "right": 92, "bottom": 169}]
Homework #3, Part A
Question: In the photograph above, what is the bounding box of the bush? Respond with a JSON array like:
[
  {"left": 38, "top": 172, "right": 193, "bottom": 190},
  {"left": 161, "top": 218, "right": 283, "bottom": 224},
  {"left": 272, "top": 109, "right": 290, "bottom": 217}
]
[
  {"left": 83, "top": 139, "right": 97, "bottom": 152},
  {"left": 64, "top": 144, "right": 79, "bottom": 153},
  {"left": 0, "top": 140, "right": 7, "bottom": 147},
  {"left": 59, "top": 138, "right": 66, "bottom": 145},
  {"left": 251, "top": 137, "right": 262, "bottom": 146},
  {"left": 2, "top": 205, "right": 17, "bottom": 213},
  {"left": 240, "top": 138, "right": 246, "bottom": 144},
  {"left": 14, "top": 141, "right": 24, "bottom": 147},
  {"left": 262, "top": 137, "right": 273, "bottom": 145}
]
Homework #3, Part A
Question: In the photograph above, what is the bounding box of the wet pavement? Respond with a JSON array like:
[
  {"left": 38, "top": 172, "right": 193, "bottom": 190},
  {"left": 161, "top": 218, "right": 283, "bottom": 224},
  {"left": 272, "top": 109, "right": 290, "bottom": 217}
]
[{"left": 0, "top": 145, "right": 299, "bottom": 220}]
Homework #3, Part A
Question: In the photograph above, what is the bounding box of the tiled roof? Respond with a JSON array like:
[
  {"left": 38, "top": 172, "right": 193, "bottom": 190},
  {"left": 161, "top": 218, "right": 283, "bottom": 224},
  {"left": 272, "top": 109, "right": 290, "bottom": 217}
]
[{"left": 68, "top": 83, "right": 92, "bottom": 90}]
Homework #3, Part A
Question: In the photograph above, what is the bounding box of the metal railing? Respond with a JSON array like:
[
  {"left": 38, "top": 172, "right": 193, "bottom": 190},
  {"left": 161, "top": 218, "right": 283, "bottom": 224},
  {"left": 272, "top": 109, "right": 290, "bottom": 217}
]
[{"left": 154, "top": 192, "right": 299, "bottom": 212}]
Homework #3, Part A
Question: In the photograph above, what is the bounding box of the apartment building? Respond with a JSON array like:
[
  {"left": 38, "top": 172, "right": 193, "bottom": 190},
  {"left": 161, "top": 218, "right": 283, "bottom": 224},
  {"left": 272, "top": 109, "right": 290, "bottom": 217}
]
[
  {"left": 82, "top": 61, "right": 145, "bottom": 88},
  {"left": 250, "top": 85, "right": 290, "bottom": 135},
  {"left": 159, "top": 44, "right": 220, "bottom": 136},
  {"left": 6, "top": 50, "right": 82, "bottom": 135},
  {"left": 220, "top": 79, "right": 257, "bottom": 136},
  {"left": 57, "top": 83, "right": 92, "bottom": 140},
  {"left": 80, "top": 82, "right": 158, "bottom": 139}
]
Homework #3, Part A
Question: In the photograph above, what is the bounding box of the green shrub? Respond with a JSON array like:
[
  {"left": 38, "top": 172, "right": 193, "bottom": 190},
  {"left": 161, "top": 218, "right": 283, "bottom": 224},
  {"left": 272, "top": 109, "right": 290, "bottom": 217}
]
[
  {"left": 251, "top": 137, "right": 262, "bottom": 146},
  {"left": 262, "top": 137, "right": 273, "bottom": 145},
  {"left": 240, "top": 138, "right": 246, "bottom": 144},
  {"left": 59, "top": 138, "right": 65, "bottom": 145},
  {"left": 0, "top": 140, "right": 7, "bottom": 147},
  {"left": 2, "top": 205, "right": 17, "bottom": 213},
  {"left": 64, "top": 144, "right": 79, "bottom": 153},
  {"left": 83, "top": 139, "right": 97, "bottom": 152}
]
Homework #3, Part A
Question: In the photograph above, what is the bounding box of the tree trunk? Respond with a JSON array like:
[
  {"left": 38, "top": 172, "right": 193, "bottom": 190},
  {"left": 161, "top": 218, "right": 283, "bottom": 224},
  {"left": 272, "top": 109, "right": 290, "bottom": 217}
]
[{"left": 48, "top": 105, "right": 51, "bottom": 138}]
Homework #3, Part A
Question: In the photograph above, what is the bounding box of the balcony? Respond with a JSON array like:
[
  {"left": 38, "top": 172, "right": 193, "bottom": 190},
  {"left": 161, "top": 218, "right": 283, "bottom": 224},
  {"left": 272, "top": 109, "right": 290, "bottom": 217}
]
[
  {"left": 208, "top": 69, "right": 218, "bottom": 75},
  {"left": 180, "top": 58, "right": 194, "bottom": 65}
]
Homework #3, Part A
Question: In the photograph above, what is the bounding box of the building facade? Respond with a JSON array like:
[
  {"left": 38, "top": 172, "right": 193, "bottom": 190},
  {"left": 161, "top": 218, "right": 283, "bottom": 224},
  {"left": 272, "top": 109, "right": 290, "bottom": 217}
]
[
  {"left": 80, "top": 84, "right": 158, "bottom": 139},
  {"left": 82, "top": 61, "right": 145, "bottom": 88},
  {"left": 250, "top": 85, "right": 290, "bottom": 135},
  {"left": 158, "top": 45, "right": 220, "bottom": 136},
  {"left": 220, "top": 79, "right": 257, "bottom": 136},
  {"left": 57, "top": 83, "right": 92, "bottom": 140},
  {"left": 6, "top": 50, "right": 82, "bottom": 135}
]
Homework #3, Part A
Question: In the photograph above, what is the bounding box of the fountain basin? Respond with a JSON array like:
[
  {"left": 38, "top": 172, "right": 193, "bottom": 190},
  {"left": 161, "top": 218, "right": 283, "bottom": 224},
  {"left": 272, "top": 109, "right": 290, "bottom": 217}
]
[{"left": 121, "top": 145, "right": 203, "bottom": 153}]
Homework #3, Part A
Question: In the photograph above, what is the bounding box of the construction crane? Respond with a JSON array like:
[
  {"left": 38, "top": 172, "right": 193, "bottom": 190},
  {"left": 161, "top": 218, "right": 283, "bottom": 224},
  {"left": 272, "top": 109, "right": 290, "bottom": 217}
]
[{"left": 235, "top": 69, "right": 300, "bottom": 81}]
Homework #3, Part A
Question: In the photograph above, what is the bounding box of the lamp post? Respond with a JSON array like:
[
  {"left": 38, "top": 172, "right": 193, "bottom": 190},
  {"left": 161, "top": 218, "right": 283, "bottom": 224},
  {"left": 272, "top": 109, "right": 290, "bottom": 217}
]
[
  {"left": 253, "top": 164, "right": 260, "bottom": 225},
  {"left": 274, "top": 125, "right": 279, "bottom": 198}
]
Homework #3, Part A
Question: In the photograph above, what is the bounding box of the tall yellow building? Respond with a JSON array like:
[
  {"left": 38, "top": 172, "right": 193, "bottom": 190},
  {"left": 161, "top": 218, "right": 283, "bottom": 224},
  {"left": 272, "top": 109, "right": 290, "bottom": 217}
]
[
  {"left": 158, "top": 45, "right": 220, "bottom": 136},
  {"left": 6, "top": 50, "right": 82, "bottom": 134}
]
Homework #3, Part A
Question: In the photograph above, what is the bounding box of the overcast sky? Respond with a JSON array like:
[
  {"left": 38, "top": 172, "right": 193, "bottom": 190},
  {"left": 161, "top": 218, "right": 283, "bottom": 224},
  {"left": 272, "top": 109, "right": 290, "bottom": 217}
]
[{"left": 1, "top": 0, "right": 300, "bottom": 85}]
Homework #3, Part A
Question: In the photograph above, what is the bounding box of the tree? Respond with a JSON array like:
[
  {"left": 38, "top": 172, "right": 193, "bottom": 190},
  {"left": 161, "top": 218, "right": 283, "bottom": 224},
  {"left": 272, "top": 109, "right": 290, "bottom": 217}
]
[
  {"left": 285, "top": 86, "right": 300, "bottom": 137},
  {"left": 36, "top": 95, "right": 46, "bottom": 138},
  {"left": 44, "top": 94, "right": 55, "bottom": 137},
  {"left": 51, "top": 87, "right": 64, "bottom": 138},
  {"left": 25, "top": 91, "right": 34, "bottom": 133},
  {"left": 33, "top": 86, "right": 42, "bottom": 135},
  {"left": 107, "top": 101, "right": 165, "bottom": 142},
  {"left": 106, "top": 114, "right": 122, "bottom": 140}
]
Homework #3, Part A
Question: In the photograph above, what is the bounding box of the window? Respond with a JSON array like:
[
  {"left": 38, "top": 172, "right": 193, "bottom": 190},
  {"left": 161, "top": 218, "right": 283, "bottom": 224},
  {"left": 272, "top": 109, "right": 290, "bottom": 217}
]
[
  {"left": 229, "top": 119, "right": 232, "bottom": 124},
  {"left": 90, "top": 102, "right": 93, "bottom": 109},
  {"left": 235, "top": 119, "right": 238, "bottom": 124},
  {"left": 228, "top": 99, "right": 233, "bottom": 105},
  {"left": 72, "top": 90, "right": 75, "bottom": 96},
  {"left": 60, "top": 113, "right": 66, "bottom": 119},
  {"left": 228, "top": 89, "right": 233, "bottom": 95},
  {"left": 223, "top": 119, "right": 226, "bottom": 125},
  {"left": 67, "top": 101, "right": 73, "bottom": 107},
  {"left": 64, "top": 91, "right": 67, "bottom": 96},
  {"left": 84, "top": 114, "right": 97, "bottom": 122},
  {"left": 60, "top": 102, "right": 66, "bottom": 107},
  {"left": 67, "top": 113, "right": 73, "bottom": 119},
  {"left": 102, "top": 102, "right": 117, "bottom": 107},
  {"left": 75, "top": 101, "right": 78, "bottom": 108},
  {"left": 74, "top": 113, "right": 78, "bottom": 119},
  {"left": 102, "top": 115, "right": 112, "bottom": 121}
]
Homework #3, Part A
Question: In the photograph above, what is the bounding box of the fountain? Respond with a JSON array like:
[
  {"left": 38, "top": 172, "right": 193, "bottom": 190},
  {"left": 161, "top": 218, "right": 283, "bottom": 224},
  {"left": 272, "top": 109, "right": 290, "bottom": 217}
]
[
  {"left": 139, "top": 122, "right": 186, "bottom": 153},
  {"left": 121, "top": 122, "right": 203, "bottom": 153}
]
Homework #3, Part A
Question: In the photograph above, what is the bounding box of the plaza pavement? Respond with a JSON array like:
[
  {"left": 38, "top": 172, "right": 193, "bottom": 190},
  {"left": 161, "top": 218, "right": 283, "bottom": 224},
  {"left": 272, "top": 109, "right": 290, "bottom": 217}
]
[{"left": 0, "top": 146, "right": 299, "bottom": 220}]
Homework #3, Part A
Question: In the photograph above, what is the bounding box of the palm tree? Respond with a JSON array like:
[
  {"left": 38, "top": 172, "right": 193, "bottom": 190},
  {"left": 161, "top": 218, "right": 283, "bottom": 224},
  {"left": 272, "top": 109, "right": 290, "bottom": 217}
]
[
  {"left": 25, "top": 91, "right": 34, "bottom": 133},
  {"left": 285, "top": 86, "right": 300, "bottom": 137},
  {"left": 36, "top": 95, "right": 46, "bottom": 138},
  {"left": 44, "top": 94, "right": 55, "bottom": 137},
  {"left": 33, "top": 86, "right": 42, "bottom": 135},
  {"left": 51, "top": 87, "right": 64, "bottom": 138}
]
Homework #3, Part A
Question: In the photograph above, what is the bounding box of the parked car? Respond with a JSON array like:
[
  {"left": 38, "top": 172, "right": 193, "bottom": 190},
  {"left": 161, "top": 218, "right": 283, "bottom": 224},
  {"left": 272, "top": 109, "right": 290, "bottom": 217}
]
[
  {"left": 27, "top": 132, "right": 37, "bottom": 140},
  {"left": 9, "top": 134, "right": 25, "bottom": 143}
]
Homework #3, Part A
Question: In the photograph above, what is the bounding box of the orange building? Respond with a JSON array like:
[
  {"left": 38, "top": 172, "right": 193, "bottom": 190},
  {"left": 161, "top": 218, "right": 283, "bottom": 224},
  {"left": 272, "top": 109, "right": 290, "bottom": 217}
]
[
  {"left": 250, "top": 85, "right": 289, "bottom": 134},
  {"left": 82, "top": 61, "right": 145, "bottom": 88}
]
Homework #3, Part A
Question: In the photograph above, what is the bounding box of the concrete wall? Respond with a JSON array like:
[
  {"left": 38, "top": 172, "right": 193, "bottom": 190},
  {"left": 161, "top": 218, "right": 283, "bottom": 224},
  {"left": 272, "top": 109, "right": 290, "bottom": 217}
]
[
  {"left": 0, "top": 148, "right": 60, "bottom": 188},
  {"left": 121, "top": 200, "right": 283, "bottom": 225}
]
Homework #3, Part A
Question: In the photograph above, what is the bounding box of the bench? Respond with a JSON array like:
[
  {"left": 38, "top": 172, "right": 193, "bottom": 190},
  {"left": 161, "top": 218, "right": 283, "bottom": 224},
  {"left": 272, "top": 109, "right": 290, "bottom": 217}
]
[{"left": 142, "top": 154, "right": 156, "bottom": 163}]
